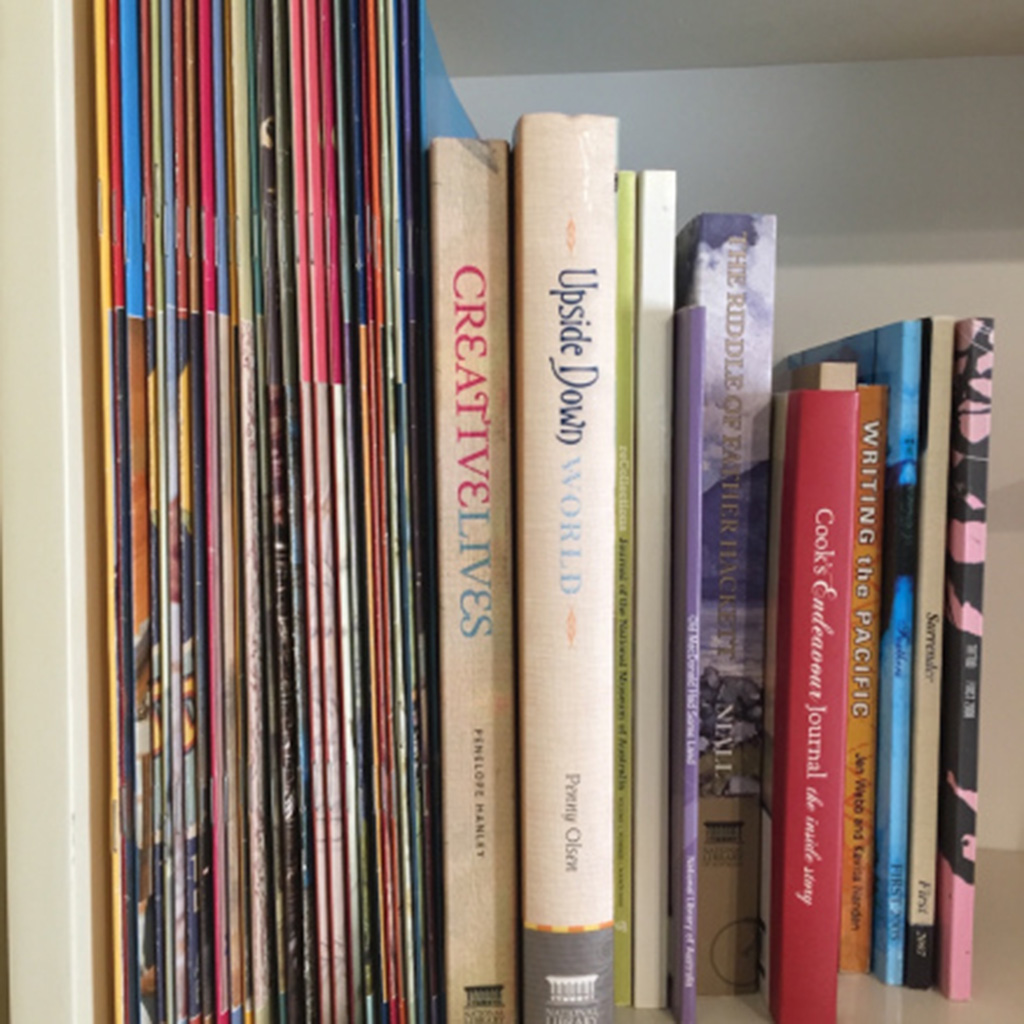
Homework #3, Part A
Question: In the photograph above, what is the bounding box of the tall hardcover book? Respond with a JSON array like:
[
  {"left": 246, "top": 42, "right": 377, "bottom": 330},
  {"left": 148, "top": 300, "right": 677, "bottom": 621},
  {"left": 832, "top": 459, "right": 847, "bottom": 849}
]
[
  {"left": 613, "top": 168, "right": 637, "bottom": 1008},
  {"left": 669, "top": 307, "right": 705, "bottom": 1024},
  {"left": 906, "top": 317, "right": 955, "bottom": 988},
  {"left": 632, "top": 168, "right": 677, "bottom": 1009},
  {"left": 783, "top": 320, "right": 923, "bottom": 985},
  {"left": 937, "top": 317, "right": 995, "bottom": 1001},
  {"left": 675, "top": 213, "right": 776, "bottom": 995},
  {"left": 429, "top": 137, "right": 518, "bottom": 1023},
  {"left": 768, "top": 388, "right": 859, "bottom": 1024},
  {"left": 840, "top": 384, "right": 888, "bottom": 973},
  {"left": 515, "top": 113, "right": 618, "bottom": 1024}
]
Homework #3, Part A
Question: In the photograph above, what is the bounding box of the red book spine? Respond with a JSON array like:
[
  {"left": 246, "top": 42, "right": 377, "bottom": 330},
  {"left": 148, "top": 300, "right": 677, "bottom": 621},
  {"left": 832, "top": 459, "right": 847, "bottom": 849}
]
[{"left": 769, "top": 389, "right": 859, "bottom": 1024}]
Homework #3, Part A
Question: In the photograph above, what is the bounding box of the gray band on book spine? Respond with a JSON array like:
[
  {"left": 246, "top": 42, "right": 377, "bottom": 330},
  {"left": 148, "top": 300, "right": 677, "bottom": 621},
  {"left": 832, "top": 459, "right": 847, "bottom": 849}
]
[{"left": 523, "top": 929, "right": 614, "bottom": 1023}]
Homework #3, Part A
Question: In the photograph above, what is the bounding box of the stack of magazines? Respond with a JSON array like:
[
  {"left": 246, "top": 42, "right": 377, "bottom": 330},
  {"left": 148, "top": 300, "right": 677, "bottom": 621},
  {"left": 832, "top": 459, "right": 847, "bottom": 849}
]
[{"left": 94, "top": 0, "right": 447, "bottom": 1019}]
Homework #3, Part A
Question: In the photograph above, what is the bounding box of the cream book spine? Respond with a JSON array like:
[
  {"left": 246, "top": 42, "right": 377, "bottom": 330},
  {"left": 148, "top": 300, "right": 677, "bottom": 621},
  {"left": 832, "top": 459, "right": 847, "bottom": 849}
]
[
  {"left": 430, "top": 137, "right": 518, "bottom": 1022},
  {"left": 906, "top": 316, "right": 955, "bottom": 988},
  {"left": 515, "top": 112, "right": 618, "bottom": 1024}
]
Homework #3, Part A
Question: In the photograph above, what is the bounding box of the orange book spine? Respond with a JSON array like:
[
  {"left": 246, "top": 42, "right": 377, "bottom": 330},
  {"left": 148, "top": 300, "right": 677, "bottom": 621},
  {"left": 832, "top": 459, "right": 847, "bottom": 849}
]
[{"left": 840, "top": 384, "right": 888, "bottom": 972}]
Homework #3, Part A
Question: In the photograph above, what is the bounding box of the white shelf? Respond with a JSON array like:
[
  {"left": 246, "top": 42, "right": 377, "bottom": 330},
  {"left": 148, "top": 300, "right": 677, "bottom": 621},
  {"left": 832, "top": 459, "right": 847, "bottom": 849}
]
[
  {"left": 431, "top": 0, "right": 1024, "bottom": 76},
  {"left": 614, "top": 850, "right": 1024, "bottom": 1022}
]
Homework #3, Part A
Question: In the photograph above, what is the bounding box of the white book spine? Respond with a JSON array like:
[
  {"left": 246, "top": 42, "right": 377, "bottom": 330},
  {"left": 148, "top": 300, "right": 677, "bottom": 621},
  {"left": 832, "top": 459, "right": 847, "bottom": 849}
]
[{"left": 632, "top": 169, "right": 677, "bottom": 1008}]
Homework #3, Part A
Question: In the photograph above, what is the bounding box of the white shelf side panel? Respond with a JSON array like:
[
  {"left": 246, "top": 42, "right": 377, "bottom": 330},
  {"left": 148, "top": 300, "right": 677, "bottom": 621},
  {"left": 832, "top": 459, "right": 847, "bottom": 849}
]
[
  {"left": 453, "top": 56, "right": 1024, "bottom": 852},
  {"left": 0, "top": 0, "right": 108, "bottom": 1021}
]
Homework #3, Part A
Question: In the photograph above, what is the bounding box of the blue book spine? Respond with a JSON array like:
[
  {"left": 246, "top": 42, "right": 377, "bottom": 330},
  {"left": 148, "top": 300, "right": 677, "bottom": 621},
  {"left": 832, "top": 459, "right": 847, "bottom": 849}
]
[
  {"left": 783, "top": 319, "right": 922, "bottom": 985},
  {"left": 120, "top": 2, "right": 149, "bottom": 1020}
]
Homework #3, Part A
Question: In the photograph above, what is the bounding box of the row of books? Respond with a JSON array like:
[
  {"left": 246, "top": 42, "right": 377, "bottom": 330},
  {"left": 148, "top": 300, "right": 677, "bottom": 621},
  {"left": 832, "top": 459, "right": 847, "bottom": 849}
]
[
  {"left": 429, "top": 116, "right": 994, "bottom": 1024},
  {"left": 92, "top": 0, "right": 993, "bottom": 1016},
  {"left": 762, "top": 314, "right": 993, "bottom": 1023}
]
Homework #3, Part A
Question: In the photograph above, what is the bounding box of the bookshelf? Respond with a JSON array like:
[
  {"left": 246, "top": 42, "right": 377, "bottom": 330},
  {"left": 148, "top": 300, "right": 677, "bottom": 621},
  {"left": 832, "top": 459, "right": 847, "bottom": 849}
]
[{"left": 0, "top": 2, "right": 1021, "bottom": 1021}]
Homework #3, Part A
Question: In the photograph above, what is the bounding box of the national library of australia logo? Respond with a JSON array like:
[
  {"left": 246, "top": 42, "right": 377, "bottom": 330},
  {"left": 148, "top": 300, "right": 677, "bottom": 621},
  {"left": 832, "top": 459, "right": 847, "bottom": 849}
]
[
  {"left": 703, "top": 818, "right": 744, "bottom": 866},
  {"left": 463, "top": 984, "right": 505, "bottom": 1024},
  {"left": 544, "top": 974, "right": 599, "bottom": 1024}
]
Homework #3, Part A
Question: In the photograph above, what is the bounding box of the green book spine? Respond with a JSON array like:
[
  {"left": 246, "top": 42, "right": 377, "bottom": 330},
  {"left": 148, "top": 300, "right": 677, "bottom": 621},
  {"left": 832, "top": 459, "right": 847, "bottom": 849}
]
[{"left": 614, "top": 169, "right": 638, "bottom": 1006}]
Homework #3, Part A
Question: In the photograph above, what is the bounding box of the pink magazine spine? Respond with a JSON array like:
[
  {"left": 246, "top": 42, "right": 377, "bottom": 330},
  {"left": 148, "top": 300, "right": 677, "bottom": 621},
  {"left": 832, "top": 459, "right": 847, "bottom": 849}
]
[
  {"left": 288, "top": 0, "right": 332, "bottom": 1015},
  {"left": 197, "top": 1, "right": 228, "bottom": 1018}
]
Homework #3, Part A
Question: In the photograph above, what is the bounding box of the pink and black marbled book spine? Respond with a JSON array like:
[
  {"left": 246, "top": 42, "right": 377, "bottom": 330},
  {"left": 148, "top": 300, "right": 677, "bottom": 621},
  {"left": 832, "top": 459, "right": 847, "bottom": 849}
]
[{"left": 936, "top": 317, "right": 994, "bottom": 1001}]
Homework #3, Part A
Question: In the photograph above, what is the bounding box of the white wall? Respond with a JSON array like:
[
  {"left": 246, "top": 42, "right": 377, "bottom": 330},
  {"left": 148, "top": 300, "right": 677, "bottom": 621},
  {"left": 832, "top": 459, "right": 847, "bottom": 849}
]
[{"left": 453, "top": 57, "right": 1024, "bottom": 851}]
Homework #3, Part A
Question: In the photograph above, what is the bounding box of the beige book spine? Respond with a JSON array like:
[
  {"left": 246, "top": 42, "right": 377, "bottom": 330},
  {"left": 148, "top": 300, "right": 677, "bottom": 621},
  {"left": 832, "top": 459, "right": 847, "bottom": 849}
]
[
  {"left": 430, "top": 137, "right": 518, "bottom": 1022},
  {"left": 515, "top": 112, "right": 618, "bottom": 1023},
  {"left": 906, "top": 317, "right": 955, "bottom": 985}
]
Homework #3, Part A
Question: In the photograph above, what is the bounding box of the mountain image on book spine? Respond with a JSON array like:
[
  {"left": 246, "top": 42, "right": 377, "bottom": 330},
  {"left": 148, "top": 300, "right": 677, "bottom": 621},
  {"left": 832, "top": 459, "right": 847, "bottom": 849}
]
[{"left": 697, "top": 463, "right": 770, "bottom": 798}]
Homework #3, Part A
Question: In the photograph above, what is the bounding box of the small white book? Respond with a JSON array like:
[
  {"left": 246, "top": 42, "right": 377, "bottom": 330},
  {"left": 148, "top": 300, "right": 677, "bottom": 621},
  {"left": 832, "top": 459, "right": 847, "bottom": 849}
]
[{"left": 632, "top": 168, "right": 677, "bottom": 1009}]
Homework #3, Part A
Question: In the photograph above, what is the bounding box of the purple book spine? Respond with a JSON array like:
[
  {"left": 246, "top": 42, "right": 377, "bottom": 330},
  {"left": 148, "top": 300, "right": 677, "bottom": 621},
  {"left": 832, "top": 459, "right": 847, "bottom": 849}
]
[{"left": 671, "top": 306, "right": 705, "bottom": 1024}]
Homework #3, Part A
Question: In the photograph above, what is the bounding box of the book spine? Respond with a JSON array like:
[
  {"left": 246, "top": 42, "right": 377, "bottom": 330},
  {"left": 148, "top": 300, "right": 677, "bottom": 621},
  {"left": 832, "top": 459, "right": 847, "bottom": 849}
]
[
  {"left": 871, "top": 323, "right": 922, "bottom": 987},
  {"left": 840, "top": 385, "right": 888, "bottom": 972},
  {"left": 340, "top": 0, "right": 383, "bottom": 1011},
  {"left": 315, "top": 1, "right": 354, "bottom": 1012},
  {"left": 120, "top": 0, "right": 155, "bottom": 1016},
  {"left": 430, "top": 136, "right": 518, "bottom": 1024},
  {"left": 906, "top": 319, "right": 955, "bottom": 988},
  {"left": 173, "top": 0, "right": 202, "bottom": 998},
  {"left": 229, "top": 0, "right": 270, "bottom": 1015},
  {"left": 612, "top": 169, "right": 637, "bottom": 1008},
  {"left": 142, "top": 0, "right": 174, "bottom": 1012},
  {"left": 288, "top": 0, "right": 332, "bottom": 1013},
  {"left": 675, "top": 213, "right": 776, "bottom": 995},
  {"left": 670, "top": 307, "right": 705, "bottom": 1024},
  {"left": 515, "top": 112, "right": 618, "bottom": 1024},
  {"left": 255, "top": 0, "right": 289, "bottom": 1010},
  {"left": 757, "top": 392, "right": 790, "bottom": 1007},
  {"left": 631, "top": 170, "right": 677, "bottom": 1010},
  {"left": 95, "top": 0, "right": 127, "bottom": 1016},
  {"left": 768, "top": 389, "right": 858, "bottom": 1024},
  {"left": 325, "top": 0, "right": 368, "bottom": 1012},
  {"left": 157, "top": 0, "right": 188, "bottom": 1016},
  {"left": 270, "top": 0, "right": 312, "bottom": 1012},
  {"left": 937, "top": 317, "right": 994, "bottom": 1001},
  {"left": 182, "top": 0, "right": 213, "bottom": 1013},
  {"left": 199, "top": 0, "right": 229, "bottom": 1014},
  {"left": 215, "top": 0, "right": 244, "bottom": 1011},
  {"left": 302, "top": 0, "right": 346, "bottom": 1011}
]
